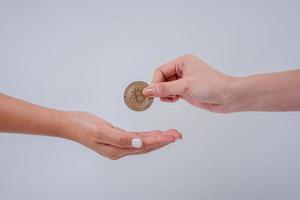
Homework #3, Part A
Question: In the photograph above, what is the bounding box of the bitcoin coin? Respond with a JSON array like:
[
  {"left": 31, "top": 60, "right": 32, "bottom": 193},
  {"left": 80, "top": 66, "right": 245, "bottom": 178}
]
[{"left": 124, "top": 81, "right": 154, "bottom": 111}]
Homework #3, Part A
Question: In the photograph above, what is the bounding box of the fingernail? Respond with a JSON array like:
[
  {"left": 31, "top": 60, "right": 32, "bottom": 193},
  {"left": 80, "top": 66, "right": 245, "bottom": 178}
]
[
  {"left": 143, "top": 86, "right": 155, "bottom": 96},
  {"left": 131, "top": 138, "right": 143, "bottom": 148}
]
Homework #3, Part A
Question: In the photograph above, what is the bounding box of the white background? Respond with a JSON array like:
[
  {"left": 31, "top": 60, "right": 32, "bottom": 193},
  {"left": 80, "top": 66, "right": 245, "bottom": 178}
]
[{"left": 1, "top": 1, "right": 300, "bottom": 199}]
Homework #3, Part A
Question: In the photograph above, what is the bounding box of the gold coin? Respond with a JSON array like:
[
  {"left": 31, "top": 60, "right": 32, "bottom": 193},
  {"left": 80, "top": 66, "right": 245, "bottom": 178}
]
[{"left": 124, "top": 81, "right": 154, "bottom": 111}]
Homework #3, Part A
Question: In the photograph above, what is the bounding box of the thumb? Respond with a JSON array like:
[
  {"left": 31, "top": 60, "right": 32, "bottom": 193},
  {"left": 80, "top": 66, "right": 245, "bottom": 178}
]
[{"left": 143, "top": 80, "right": 184, "bottom": 97}]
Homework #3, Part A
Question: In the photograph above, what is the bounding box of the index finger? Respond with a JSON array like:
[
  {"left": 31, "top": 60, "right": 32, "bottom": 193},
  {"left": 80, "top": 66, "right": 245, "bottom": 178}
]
[{"left": 152, "top": 57, "right": 185, "bottom": 84}]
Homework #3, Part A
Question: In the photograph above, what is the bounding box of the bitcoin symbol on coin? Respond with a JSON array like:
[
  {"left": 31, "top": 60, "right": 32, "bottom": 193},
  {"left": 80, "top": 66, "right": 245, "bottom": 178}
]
[
  {"left": 124, "top": 81, "right": 154, "bottom": 111},
  {"left": 132, "top": 88, "right": 145, "bottom": 103}
]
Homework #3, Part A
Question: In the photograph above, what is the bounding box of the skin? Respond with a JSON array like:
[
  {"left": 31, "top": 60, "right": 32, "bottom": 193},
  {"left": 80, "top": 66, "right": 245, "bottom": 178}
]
[
  {"left": 143, "top": 54, "right": 300, "bottom": 113},
  {"left": 0, "top": 94, "right": 182, "bottom": 160},
  {"left": 2, "top": 54, "right": 298, "bottom": 159}
]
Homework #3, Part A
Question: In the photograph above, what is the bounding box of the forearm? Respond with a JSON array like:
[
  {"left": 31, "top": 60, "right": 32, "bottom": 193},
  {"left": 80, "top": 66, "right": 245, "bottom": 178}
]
[
  {"left": 228, "top": 69, "right": 300, "bottom": 112},
  {"left": 0, "top": 94, "right": 69, "bottom": 138}
]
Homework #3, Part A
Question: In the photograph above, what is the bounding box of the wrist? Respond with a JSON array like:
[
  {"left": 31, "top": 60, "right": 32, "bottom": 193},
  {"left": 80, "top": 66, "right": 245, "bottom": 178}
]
[
  {"left": 225, "top": 76, "right": 262, "bottom": 112},
  {"left": 51, "top": 110, "right": 78, "bottom": 140},
  {"left": 215, "top": 75, "right": 242, "bottom": 113},
  {"left": 55, "top": 111, "right": 94, "bottom": 143},
  {"left": 224, "top": 77, "right": 245, "bottom": 112}
]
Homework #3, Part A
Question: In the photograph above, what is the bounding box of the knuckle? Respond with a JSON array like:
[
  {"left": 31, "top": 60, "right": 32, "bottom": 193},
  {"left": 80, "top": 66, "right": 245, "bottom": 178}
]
[
  {"left": 154, "top": 68, "right": 165, "bottom": 80},
  {"left": 154, "top": 67, "right": 161, "bottom": 74},
  {"left": 182, "top": 53, "right": 196, "bottom": 60}
]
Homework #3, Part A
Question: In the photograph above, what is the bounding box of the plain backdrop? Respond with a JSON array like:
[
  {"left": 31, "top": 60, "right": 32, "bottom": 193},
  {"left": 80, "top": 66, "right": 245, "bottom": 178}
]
[{"left": 1, "top": 1, "right": 300, "bottom": 200}]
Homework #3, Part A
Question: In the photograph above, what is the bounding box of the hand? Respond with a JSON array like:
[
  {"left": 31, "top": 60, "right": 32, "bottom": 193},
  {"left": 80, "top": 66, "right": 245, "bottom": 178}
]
[
  {"left": 143, "top": 54, "right": 236, "bottom": 113},
  {"left": 62, "top": 111, "right": 182, "bottom": 160}
]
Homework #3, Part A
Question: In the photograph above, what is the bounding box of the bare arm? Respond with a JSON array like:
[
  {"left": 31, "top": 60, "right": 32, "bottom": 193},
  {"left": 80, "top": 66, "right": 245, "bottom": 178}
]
[
  {"left": 143, "top": 54, "right": 300, "bottom": 113},
  {"left": 229, "top": 69, "right": 300, "bottom": 112},
  {"left": 0, "top": 94, "right": 181, "bottom": 159},
  {"left": 0, "top": 94, "right": 67, "bottom": 136}
]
